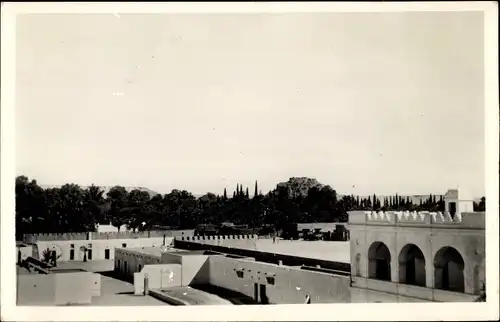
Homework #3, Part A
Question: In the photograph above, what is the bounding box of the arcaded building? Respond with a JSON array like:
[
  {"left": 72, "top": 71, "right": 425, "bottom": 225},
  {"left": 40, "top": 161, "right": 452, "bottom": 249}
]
[{"left": 348, "top": 189, "right": 485, "bottom": 302}]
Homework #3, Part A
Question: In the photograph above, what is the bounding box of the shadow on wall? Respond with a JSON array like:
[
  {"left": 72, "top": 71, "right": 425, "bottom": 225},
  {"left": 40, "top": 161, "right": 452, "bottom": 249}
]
[
  {"left": 174, "top": 239, "right": 351, "bottom": 273},
  {"left": 207, "top": 255, "right": 351, "bottom": 304}
]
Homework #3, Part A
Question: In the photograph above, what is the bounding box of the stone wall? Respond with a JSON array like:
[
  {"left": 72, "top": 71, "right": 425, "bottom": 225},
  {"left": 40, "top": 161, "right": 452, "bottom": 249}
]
[
  {"left": 175, "top": 234, "right": 258, "bottom": 247},
  {"left": 133, "top": 264, "right": 182, "bottom": 295},
  {"left": 208, "top": 255, "right": 351, "bottom": 304},
  {"left": 350, "top": 277, "right": 477, "bottom": 303},
  {"left": 115, "top": 248, "right": 162, "bottom": 280},
  {"left": 36, "top": 237, "right": 171, "bottom": 262},
  {"left": 23, "top": 229, "right": 195, "bottom": 243},
  {"left": 17, "top": 272, "right": 97, "bottom": 306},
  {"left": 174, "top": 239, "right": 350, "bottom": 273}
]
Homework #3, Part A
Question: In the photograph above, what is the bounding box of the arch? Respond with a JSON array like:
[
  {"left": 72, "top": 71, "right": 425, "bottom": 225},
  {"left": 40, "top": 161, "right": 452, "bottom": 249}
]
[
  {"left": 368, "top": 241, "right": 391, "bottom": 281},
  {"left": 433, "top": 246, "right": 465, "bottom": 292},
  {"left": 355, "top": 253, "right": 361, "bottom": 277},
  {"left": 398, "top": 244, "right": 426, "bottom": 287}
]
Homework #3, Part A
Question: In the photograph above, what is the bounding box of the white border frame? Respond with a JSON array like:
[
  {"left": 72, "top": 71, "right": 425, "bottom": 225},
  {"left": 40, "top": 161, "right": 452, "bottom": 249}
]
[{"left": 1, "top": 2, "right": 498, "bottom": 321}]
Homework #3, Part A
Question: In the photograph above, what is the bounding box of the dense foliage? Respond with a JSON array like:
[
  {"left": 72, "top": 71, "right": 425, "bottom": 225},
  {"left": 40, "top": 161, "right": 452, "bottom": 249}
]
[{"left": 15, "top": 175, "right": 486, "bottom": 239}]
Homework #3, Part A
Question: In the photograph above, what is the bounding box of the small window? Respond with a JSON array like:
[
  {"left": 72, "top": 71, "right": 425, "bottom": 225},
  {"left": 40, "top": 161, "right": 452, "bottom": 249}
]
[
  {"left": 266, "top": 276, "right": 275, "bottom": 285},
  {"left": 70, "top": 244, "right": 75, "bottom": 249},
  {"left": 122, "top": 243, "right": 127, "bottom": 248},
  {"left": 105, "top": 249, "right": 110, "bottom": 260}
]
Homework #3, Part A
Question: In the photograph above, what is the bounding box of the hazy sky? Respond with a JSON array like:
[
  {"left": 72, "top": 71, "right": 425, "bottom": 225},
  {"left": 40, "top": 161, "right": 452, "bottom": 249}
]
[{"left": 15, "top": 12, "right": 485, "bottom": 197}]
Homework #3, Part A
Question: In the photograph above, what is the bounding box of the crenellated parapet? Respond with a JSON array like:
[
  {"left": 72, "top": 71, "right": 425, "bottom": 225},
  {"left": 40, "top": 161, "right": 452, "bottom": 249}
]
[
  {"left": 348, "top": 211, "right": 484, "bottom": 229},
  {"left": 23, "top": 229, "right": 196, "bottom": 243},
  {"left": 175, "top": 234, "right": 258, "bottom": 242}
]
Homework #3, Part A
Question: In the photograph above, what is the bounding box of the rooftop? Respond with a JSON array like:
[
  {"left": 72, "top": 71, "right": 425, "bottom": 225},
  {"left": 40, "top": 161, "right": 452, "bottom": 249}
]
[{"left": 119, "top": 246, "right": 184, "bottom": 258}]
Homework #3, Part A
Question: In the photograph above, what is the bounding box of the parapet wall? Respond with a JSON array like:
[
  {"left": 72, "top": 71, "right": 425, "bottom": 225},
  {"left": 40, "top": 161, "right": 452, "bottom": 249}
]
[
  {"left": 208, "top": 255, "right": 351, "bottom": 304},
  {"left": 348, "top": 211, "right": 485, "bottom": 229},
  {"left": 23, "top": 229, "right": 195, "bottom": 243},
  {"left": 175, "top": 234, "right": 258, "bottom": 247},
  {"left": 174, "top": 239, "right": 350, "bottom": 273},
  {"left": 17, "top": 271, "right": 97, "bottom": 306}
]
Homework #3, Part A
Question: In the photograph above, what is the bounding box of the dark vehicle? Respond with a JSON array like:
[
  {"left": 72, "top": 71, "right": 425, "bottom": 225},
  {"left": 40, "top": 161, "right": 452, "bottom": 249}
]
[
  {"left": 281, "top": 223, "right": 299, "bottom": 240},
  {"left": 302, "top": 228, "right": 324, "bottom": 241},
  {"left": 195, "top": 224, "right": 218, "bottom": 236},
  {"left": 259, "top": 224, "right": 276, "bottom": 236}
]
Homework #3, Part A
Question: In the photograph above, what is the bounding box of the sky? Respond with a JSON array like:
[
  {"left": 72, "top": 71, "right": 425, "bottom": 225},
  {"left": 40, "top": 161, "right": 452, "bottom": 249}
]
[{"left": 15, "top": 12, "right": 485, "bottom": 197}]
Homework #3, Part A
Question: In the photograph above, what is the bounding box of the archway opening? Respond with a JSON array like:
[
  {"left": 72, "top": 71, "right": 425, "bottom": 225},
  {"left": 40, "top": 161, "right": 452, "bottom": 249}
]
[
  {"left": 368, "top": 242, "right": 391, "bottom": 281},
  {"left": 434, "top": 247, "right": 465, "bottom": 292},
  {"left": 398, "top": 244, "right": 426, "bottom": 287}
]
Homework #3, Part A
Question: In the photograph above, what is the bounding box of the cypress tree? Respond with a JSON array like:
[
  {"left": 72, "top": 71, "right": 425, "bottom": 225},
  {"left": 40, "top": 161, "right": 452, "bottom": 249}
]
[
  {"left": 254, "top": 181, "right": 258, "bottom": 197},
  {"left": 395, "top": 193, "right": 399, "bottom": 209},
  {"left": 245, "top": 187, "right": 249, "bottom": 198},
  {"left": 223, "top": 188, "right": 227, "bottom": 200}
]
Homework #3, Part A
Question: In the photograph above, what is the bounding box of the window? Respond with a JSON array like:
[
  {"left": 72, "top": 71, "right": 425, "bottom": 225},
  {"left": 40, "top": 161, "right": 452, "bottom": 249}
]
[
  {"left": 88, "top": 249, "right": 92, "bottom": 260},
  {"left": 70, "top": 244, "right": 75, "bottom": 249},
  {"left": 122, "top": 243, "right": 127, "bottom": 248},
  {"left": 105, "top": 249, "right": 110, "bottom": 260},
  {"left": 266, "top": 276, "right": 275, "bottom": 285},
  {"left": 70, "top": 249, "right": 75, "bottom": 260},
  {"left": 235, "top": 269, "right": 244, "bottom": 278},
  {"left": 138, "top": 264, "right": 142, "bottom": 271}
]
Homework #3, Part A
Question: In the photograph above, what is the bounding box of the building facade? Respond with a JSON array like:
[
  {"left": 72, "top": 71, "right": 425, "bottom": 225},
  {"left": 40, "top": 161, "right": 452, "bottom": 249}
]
[{"left": 348, "top": 189, "right": 485, "bottom": 302}]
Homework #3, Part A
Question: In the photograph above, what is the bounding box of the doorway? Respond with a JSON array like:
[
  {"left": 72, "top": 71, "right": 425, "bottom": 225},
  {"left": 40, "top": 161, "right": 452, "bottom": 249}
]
[{"left": 259, "top": 284, "right": 269, "bottom": 304}]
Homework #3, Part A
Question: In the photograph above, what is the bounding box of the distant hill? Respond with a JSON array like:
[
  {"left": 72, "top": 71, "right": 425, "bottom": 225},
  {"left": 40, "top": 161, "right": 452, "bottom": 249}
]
[{"left": 39, "top": 185, "right": 160, "bottom": 198}]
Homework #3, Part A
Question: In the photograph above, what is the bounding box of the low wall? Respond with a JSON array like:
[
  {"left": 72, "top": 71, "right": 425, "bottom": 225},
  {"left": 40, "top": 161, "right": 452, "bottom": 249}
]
[
  {"left": 115, "top": 248, "right": 162, "bottom": 280},
  {"left": 174, "top": 239, "right": 351, "bottom": 273},
  {"left": 17, "top": 272, "right": 97, "bottom": 305},
  {"left": 23, "top": 230, "right": 195, "bottom": 243},
  {"left": 92, "top": 229, "right": 194, "bottom": 240},
  {"left": 91, "top": 273, "right": 101, "bottom": 296},
  {"left": 54, "top": 272, "right": 93, "bottom": 305},
  {"left": 133, "top": 264, "right": 182, "bottom": 295},
  {"left": 177, "top": 234, "right": 258, "bottom": 247},
  {"left": 350, "top": 277, "right": 478, "bottom": 303},
  {"left": 18, "top": 274, "right": 56, "bottom": 305},
  {"left": 208, "top": 256, "right": 351, "bottom": 304}
]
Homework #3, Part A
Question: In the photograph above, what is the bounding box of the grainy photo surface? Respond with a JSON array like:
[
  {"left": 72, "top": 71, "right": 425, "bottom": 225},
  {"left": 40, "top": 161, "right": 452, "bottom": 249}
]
[{"left": 1, "top": 2, "right": 498, "bottom": 322}]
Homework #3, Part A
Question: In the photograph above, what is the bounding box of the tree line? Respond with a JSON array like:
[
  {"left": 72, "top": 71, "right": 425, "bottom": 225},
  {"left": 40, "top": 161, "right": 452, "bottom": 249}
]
[{"left": 15, "top": 175, "right": 486, "bottom": 239}]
